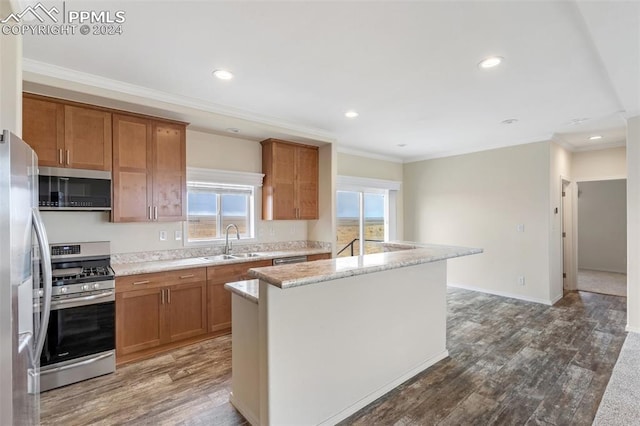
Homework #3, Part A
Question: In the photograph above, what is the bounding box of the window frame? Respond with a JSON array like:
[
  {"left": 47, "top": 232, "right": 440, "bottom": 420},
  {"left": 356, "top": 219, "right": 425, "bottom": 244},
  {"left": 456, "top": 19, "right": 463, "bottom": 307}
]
[
  {"left": 184, "top": 168, "right": 264, "bottom": 246},
  {"left": 336, "top": 175, "right": 401, "bottom": 256}
]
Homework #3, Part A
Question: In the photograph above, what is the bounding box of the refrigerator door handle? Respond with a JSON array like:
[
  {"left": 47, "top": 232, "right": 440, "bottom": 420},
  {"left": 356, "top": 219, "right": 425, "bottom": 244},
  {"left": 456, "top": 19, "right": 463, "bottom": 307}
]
[{"left": 32, "top": 207, "right": 52, "bottom": 360}]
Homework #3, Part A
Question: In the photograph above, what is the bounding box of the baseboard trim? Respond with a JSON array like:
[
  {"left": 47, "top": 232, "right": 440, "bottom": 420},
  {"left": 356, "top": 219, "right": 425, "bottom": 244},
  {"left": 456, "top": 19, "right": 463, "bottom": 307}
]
[
  {"left": 318, "top": 350, "right": 449, "bottom": 426},
  {"left": 448, "top": 283, "right": 555, "bottom": 305},
  {"left": 625, "top": 325, "right": 640, "bottom": 334},
  {"left": 229, "top": 392, "right": 260, "bottom": 426}
]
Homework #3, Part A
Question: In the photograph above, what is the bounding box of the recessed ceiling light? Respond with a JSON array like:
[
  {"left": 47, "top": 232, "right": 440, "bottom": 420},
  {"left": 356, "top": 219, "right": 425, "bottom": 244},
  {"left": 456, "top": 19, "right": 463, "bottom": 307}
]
[
  {"left": 478, "top": 56, "right": 503, "bottom": 69},
  {"left": 213, "top": 69, "right": 234, "bottom": 80},
  {"left": 397, "top": 144, "right": 407, "bottom": 147},
  {"left": 225, "top": 127, "right": 240, "bottom": 133},
  {"left": 501, "top": 118, "right": 518, "bottom": 125},
  {"left": 345, "top": 111, "right": 359, "bottom": 118},
  {"left": 589, "top": 135, "right": 603, "bottom": 141}
]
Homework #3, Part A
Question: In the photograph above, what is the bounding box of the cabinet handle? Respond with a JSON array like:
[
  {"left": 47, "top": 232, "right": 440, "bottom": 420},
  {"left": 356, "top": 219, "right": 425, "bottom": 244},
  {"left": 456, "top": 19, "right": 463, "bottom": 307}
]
[
  {"left": 148, "top": 206, "right": 152, "bottom": 220},
  {"left": 66, "top": 150, "right": 70, "bottom": 165},
  {"left": 167, "top": 288, "right": 171, "bottom": 304},
  {"left": 153, "top": 206, "right": 158, "bottom": 220},
  {"left": 161, "top": 289, "right": 165, "bottom": 305},
  {"left": 132, "top": 280, "right": 150, "bottom": 285},
  {"left": 58, "top": 149, "right": 63, "bottom": 165},
  {"left": 179, "top": 274, "right": 194, "bottom": 279}
]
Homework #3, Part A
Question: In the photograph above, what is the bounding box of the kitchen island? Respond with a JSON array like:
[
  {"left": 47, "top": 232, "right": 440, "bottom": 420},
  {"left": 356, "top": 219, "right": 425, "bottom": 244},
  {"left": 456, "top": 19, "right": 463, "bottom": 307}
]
[{"left": 225, "top": 243, "right": 481, "bottom": 426}]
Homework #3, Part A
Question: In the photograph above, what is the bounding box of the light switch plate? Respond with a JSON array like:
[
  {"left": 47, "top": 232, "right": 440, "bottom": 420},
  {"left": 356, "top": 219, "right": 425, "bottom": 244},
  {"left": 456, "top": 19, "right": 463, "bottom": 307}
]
[
  {"left": 175, "top": 230, "right": 182, "bottom": 241},
  {"left": 159, "top": 230, "right": 167, "bottom": 241},
  {"left": 517, "top": 224, "right": 525, "bottom": 232}
]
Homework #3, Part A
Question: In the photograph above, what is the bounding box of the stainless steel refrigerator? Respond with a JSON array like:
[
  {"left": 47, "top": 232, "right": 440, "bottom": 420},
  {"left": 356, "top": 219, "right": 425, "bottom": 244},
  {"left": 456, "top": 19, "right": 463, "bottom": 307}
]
[{"left": 0, "top": 130, "right": 53, "bottom": 425}]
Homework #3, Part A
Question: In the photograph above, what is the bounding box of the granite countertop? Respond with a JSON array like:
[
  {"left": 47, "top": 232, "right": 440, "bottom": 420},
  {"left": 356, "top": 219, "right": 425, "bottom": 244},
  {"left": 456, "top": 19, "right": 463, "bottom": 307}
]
[
  {"left": 224, "top": 279, "right": 259, "bottom": 304},
  {"left": 112, "top": 248, "right": 331, "bottom": 276},
  {"left": 249, "top": 243, "right": 483, "bottom": 289}
]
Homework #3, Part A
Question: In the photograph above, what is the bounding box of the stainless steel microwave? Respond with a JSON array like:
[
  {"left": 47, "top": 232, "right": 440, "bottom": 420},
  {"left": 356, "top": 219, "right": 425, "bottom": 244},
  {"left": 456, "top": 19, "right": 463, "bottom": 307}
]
[{"left": 38, "top": 167, "right": 111, "bottom": 211}]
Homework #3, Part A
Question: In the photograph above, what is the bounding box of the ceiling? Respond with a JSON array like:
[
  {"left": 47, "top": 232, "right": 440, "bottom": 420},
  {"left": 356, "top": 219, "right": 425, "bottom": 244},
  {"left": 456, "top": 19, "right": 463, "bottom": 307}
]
[{"left": 21, "top": 0, "right": 640, "bottom": 162}]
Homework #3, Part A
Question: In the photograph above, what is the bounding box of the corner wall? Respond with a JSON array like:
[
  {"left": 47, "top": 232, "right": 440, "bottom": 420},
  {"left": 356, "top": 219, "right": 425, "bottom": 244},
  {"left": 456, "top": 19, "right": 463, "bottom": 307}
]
[
  {"left": 403, "top": 141, "right": 553, "bottom": 304},
  {"left": 307, "top": 143, "right": 336, "bottom": 253},
  {"left": 627, "top": 116, "right": 640, "bottom": 332}
]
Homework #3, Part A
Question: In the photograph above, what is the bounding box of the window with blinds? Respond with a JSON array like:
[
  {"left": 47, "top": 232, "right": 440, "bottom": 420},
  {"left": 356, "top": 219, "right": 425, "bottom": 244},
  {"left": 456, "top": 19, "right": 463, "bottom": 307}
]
[{"left": 187, "top": 182, "right": 255, "bottom": 242}]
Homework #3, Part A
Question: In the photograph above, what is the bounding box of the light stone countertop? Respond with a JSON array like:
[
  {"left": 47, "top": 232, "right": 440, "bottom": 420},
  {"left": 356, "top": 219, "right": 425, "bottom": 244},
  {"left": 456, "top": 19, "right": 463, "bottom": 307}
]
[
  {"left": 249, "top": 243, "right": 483, "bottom": 289},
  {"left": 224, "top": 279, "right": 259, "bottom": 304},
  {"left": 112, "top": 248, "right": 331, "bottom": 276}
]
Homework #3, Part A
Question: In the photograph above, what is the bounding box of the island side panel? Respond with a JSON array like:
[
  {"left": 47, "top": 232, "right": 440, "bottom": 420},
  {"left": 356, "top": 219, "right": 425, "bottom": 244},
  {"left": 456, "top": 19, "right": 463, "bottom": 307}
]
[
  {"left": 230, "top": 295, "right": 260, "bottom": 425},
  {"left": 259, "top": 261, "right": 448, "bottom": 426}
]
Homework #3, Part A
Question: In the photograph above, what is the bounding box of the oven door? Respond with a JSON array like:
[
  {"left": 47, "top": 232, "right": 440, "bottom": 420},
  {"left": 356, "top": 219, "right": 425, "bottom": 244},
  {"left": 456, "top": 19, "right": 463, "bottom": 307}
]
[{"left": 40, "top": 293, "right": 115, "bottom": 367}]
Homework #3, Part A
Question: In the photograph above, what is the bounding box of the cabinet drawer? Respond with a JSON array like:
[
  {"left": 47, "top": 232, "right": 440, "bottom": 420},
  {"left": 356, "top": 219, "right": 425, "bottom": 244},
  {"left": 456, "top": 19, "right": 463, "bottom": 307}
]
[{"left": 116, "top": 267, "right": 206, "bottom": 293}]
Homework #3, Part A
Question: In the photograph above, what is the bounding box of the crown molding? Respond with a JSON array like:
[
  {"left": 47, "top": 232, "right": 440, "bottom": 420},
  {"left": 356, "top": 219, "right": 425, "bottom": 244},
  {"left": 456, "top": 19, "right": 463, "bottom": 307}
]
[
  {"left": 22, "top": 58, "right": 335, "bottom": 142},
  {"left": 405, "top": 135, "right": 555, "bottom": 164},
  {"left": 336, "top": 146, "right": 404, "bottom": 163}
]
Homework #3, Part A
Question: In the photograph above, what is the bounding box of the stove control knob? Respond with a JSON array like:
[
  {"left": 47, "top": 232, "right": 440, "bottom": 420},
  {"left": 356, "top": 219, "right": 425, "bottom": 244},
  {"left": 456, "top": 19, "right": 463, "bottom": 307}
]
[
  {"left": 93, "top": 283, "right": 100, "bottom": 290},
  {"left": 82, "top": 284, "right": 90, "bottom": 291},
  {"left": 60, "top": 287, "right": 67, "bottom": 294},
  {"left": 38, "top": 289, "right": 44, "bottom": 297}
]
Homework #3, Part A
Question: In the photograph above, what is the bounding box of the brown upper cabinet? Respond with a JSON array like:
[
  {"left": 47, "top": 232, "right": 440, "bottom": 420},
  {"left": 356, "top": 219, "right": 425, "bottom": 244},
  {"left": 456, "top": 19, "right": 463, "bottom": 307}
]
[
  {"left": 23, "top": 94, "right": 112, "bottom": 171},
  {"left": 261, "top": 139, "right": 319, "bottom": 220},
  {"left": 112, "top": 114, "right": 186, "bottom": 222}
]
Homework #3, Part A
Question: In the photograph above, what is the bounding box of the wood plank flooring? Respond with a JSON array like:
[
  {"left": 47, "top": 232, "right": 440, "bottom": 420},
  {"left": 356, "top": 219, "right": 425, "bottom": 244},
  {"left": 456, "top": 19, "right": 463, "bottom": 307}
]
[{"left": 41, "top": 288, "right": 627, "bottom": 425}]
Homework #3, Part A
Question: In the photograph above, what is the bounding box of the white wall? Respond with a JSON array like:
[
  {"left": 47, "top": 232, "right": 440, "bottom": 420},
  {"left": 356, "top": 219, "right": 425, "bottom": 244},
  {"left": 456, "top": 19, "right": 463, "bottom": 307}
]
[
  {"left": 337, "top": 152, "right": 404, "bottom": 240},
  {"left": 627, "top": 116, "right": 640, "bottom": 332},
  {"left": 0, "top": 3, "right": 21, "bottom": 420},
  {"left": 41, "top": 130, "right": 310, "bottom": 254},
  {"left": 578, "top": 180, "right": 627, "bottom": 273},
  {"left": 572, "top": 147, "right": 627, "bottom": 181},
  {"left": 307, "top": 144, "right": 336, "bottom": 253},
  {"left": 403, "top": 141, "right": 554, "bottom": 304},
  {"left": 549, "top": 143, "right": 571, "bottom": 302}
]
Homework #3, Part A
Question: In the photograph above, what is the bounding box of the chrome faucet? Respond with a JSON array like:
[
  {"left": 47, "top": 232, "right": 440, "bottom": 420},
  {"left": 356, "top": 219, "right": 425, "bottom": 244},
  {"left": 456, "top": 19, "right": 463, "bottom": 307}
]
[{"left": 223, "top": 224, "right": 240, "bottom": 254}]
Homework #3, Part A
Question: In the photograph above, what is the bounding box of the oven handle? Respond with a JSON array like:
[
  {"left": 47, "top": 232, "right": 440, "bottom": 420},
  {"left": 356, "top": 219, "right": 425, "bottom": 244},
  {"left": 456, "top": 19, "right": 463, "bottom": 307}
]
[
  {"left": 33, "top": 207, "right": 52, "bottom": 362},
  {"left": 50, "top": 291, "right": 114, "bottom": 308},
  {"left": 38, "top": 351, "right": 115, "bottom": 376}
]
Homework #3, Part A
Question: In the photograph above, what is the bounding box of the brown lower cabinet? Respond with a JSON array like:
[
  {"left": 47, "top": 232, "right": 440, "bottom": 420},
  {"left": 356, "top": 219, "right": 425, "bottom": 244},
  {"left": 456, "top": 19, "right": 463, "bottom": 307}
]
[
  {"left": 115, "top": 267, "right": 207, "bottom": 363},
  {"left": 206, "top": 260, "right": 272, "bottom": 333},
  {"left": 115, "top": 255, "right": 331, "bottom": 364}
]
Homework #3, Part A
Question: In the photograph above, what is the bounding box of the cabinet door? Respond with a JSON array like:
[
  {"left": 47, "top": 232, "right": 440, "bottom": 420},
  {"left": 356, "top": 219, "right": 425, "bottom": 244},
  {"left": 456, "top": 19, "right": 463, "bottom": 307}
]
[
  {"left": 64, "top": 105, "right": 112, "bottom": 171},
  {"left": 112, "top": 114, "right": 153, "bottom": 222},
  {"left": 152, "top": 122, "right": 186, "bottom": 221},
  {"left": 295, "top": 146, "right": 319, "bottom": 219},
  {"left": 271, "top": 142, "right": 297, "bottom": 219},
  {"left": 166, "top": 282, "right": 207, "bottom": 342},
  {"left": 22, "top": 96, "right": 65, "bottom": 167},
  {"left": 208, "top": 281, "right": 232, "bottom": 333},
  {"left": 116, "top": 288, "right": 165, "bottom": 356}
]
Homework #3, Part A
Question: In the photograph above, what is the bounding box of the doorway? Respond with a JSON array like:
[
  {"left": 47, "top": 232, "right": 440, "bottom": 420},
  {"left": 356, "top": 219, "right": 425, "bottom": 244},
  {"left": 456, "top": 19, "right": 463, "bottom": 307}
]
[
  {"left": 336, "top": 191, "right": 386, "bottom": 257},
  {"left": 576, "top": 179, "right": 627, "bottom": 297}
]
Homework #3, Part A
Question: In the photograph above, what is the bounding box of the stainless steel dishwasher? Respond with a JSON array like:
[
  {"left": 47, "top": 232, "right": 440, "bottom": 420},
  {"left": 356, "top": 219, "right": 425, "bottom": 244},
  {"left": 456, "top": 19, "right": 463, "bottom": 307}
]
[{"left": 272, "top": 255, "right": 308, "bottom": 266}]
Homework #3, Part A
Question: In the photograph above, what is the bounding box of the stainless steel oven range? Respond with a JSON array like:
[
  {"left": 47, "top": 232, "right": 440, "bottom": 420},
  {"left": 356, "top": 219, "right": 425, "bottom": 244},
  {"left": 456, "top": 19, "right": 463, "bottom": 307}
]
[{"left": 36, "top": 241, "right": 116, "bottom": 391}]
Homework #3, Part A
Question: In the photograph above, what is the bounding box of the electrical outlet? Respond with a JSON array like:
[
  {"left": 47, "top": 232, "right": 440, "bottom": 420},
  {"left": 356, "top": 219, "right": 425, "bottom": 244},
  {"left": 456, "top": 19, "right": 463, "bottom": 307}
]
[
  {"left": 517, "top": 224, "right": 525, "bottom": 232},
  {"left": 174, "top": 230, "right": 182, "bottom": 241},
  {"left": 518, "top": 276, "right": 525, "bottom": 286},
  {"left": 159, "top": 231, "right": 167, "bottom": 241}
]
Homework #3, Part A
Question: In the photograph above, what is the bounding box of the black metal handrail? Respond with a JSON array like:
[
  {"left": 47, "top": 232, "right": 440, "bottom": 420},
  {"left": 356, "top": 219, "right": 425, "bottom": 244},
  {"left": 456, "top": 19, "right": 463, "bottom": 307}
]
[{"left": 337, "top": 238, "right": 384, "bottom": 256}]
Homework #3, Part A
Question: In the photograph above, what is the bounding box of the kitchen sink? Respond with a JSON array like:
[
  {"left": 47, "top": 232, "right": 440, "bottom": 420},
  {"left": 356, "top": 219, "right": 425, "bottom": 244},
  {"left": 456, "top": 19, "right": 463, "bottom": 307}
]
[
  {"left": 202, "top": 255, "right": 236, "bottom": 261},
  {"left": 231, "top": 253, "right": 262, "bottom": 258}
]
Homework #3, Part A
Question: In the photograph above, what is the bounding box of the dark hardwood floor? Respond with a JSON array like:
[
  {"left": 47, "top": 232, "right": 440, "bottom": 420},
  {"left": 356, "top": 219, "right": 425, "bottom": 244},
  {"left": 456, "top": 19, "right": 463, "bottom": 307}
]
[{"left": 41, "top": 289, "right": 627, "bottom": 425}]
